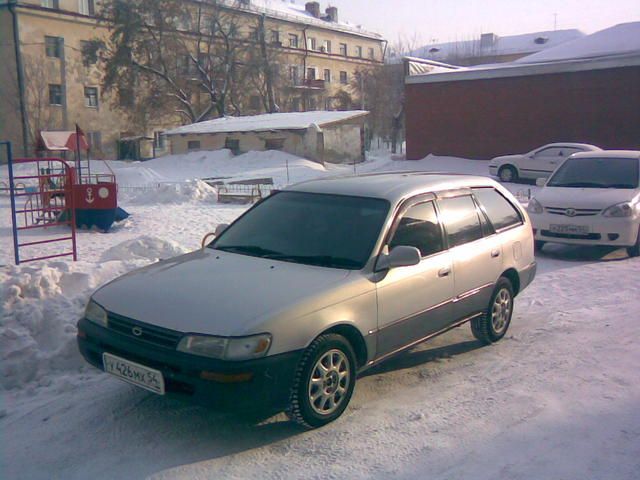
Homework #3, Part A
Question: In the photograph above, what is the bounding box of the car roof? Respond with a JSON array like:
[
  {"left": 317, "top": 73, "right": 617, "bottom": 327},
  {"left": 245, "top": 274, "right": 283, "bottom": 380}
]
[
  {"left": 569, "top": 150, "right": 640, "bottom": 159},
  {"left": 541, "top": 142, "right": 601, "bottom": 150},
  {"left": 287, "top": 172, "right": 501, "bottom": 203}
]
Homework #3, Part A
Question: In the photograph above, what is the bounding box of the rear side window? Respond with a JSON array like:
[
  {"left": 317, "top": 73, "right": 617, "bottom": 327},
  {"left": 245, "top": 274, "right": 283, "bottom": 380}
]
[
  {"left": 473, "top": 188, "right": 523, "bottom": 231},
  {"left": 389, "top": 201, "right": 444, "bottom": 257},
  {"left": 438, "top": 196, "right": 483, "bottom": 248}
]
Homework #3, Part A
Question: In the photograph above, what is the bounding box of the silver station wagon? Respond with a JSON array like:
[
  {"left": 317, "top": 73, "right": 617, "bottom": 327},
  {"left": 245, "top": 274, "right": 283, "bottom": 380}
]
[{"left": 77, "top": 173, "right": 537, "bottom": 427}]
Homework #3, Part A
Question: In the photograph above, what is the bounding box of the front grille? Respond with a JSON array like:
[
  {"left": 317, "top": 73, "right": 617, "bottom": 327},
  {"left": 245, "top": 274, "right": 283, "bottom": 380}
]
[
  {"left": 107, "top": 312, "right": 182, "bottom": 348},
  {"left": 541, "top": 230, "right": 601, "bottom": 240},
  {"left": 545, "top": 206, "right": 601, "bottom": 217}
]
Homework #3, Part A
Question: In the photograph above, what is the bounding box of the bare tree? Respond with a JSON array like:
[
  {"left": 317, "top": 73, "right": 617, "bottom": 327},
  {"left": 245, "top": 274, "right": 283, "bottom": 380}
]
[{"left": 96, "top": 0, "right": 270, "bottom": 123}]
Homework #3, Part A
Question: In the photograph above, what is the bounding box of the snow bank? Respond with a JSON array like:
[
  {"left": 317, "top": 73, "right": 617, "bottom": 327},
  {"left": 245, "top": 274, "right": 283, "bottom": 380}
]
[
  {"left": 100, "top": 235, "right": 189, "bottom": 263},
  {"left": 0, "top": 236, "right": 189, "bottom": 391},
  {"left": 126, "top": 179, "right": 218, "bottom": 205}
]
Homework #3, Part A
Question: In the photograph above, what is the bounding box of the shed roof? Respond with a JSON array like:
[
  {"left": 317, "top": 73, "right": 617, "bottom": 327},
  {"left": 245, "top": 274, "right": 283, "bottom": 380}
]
[
  {"left": 165, "top": 111, "right": 369, "bottom": 136},
  {"left": 37, "top": 131, "right": 89, "bottom": 152}
]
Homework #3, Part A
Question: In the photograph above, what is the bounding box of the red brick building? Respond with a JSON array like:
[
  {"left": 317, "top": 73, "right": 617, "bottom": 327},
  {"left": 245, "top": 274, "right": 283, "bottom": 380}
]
[{"left": 404, "top": 23, "right": 640, "bottom": 160}]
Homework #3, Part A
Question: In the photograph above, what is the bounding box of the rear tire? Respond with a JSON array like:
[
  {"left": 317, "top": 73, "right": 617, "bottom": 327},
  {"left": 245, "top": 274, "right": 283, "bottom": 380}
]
[
  {"left": 498, "top": 165, "right": 518, "bottom": 183},
  {"left": 287, "top": 334, "right": 357, "bottom": 429},
  {"left": 627, "top": 226, "right": 640, "bottom": 258},
  {"left": 471, "top": 278, "right": 514, "bottom": 344},
  {"left": 534, "top": 240, "right": 546, "bottom": 252}
]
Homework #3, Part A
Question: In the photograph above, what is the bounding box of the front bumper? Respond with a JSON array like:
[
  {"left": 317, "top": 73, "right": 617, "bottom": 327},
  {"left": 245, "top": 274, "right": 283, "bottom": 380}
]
[
  {"left": 489, "top": 165, "right": 498, "bottom": 176},
  {"left": 77, "top": 318, "right": 302, "bottom": 411},
  {"left": 530, "top": 213, "right": 639, "bottom": 246}
]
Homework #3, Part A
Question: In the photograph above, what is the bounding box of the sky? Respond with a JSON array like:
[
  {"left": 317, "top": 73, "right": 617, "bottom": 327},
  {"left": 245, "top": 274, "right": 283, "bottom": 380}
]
[{"left": 324, "top": 0, "right": 640, "bottom": 46}]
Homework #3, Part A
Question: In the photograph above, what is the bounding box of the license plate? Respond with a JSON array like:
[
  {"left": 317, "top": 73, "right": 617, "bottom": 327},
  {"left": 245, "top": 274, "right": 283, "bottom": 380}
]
[
  {"left": 103, "top": 353, "right": 165, "bottom": 395},
  {"left": 550, "top": 224, "right": 589, "bottom": 235}
]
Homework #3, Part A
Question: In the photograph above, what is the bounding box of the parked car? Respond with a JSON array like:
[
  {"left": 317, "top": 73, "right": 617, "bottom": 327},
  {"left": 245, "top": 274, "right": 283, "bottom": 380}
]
[
  {"left": 77, "top": 173, "right": 537, "bottom": 428},
  {"left": 489, "top": 143, "right": 601, "bottom": 183},
  {"left": 528, "top": 150, "right": 640, "bottom": 257}
]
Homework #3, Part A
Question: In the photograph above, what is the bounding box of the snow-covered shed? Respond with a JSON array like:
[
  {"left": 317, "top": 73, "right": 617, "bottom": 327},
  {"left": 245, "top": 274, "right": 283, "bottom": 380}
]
[
  {"left": 405, "top": 22, "right": 640, "bottom": 160},
  {"left": 165, "top": 111, "right": 369, "bottom": 164}
]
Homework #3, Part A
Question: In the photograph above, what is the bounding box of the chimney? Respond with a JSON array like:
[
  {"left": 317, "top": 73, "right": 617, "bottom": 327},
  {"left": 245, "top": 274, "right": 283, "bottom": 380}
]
[
  {"left": 325, "top": 6, "right": 338, "bottom": 22},
  {"left": 305, "top": 2, "right": 321, "bottom": 18},
  {"left": 480, "top": 33, "right": 498, "bottom": 49}
]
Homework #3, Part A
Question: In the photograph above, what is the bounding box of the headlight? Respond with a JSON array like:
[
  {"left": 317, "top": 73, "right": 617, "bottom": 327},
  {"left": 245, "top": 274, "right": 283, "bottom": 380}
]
[
  {"left": 602, "top": 202, "right": 634, "bottom": 218},
  {"left": 527, "top": 198, "right": 543, "bottom": 214},
  {"left": 85, "top": 299, "right": 108, "bottom": 327},
  {"left": 177, "top": 333, "right": 272, "bottom": 361}
]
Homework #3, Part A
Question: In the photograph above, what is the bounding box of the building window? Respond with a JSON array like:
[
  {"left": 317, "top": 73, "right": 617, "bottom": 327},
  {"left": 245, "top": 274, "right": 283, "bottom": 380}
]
[
  {"left": 41, "top": 0, "right": 59, "bottom": 9},
  {"left": 306, "top": 67, "right": 317, "bottom": 80},
  {"left": 249, "top": 28, "right": 259, "bottom": 42},
  {"left": 288, "top": 34, "right": 299, "bottom": 48},
  {"left": 224, "top": 138, "right": 240, "bottom": 154},
  {"left": 270, "top": 30, "right": 280, "bottom": 45},
  {"left": 339, "top": 71, "right": 348, "bottom": 85},
  {"left": 291, "top": 97, "right": 301, "bottom": 112},
  {"left": 307, "top": 37, "right": 316, "bottom": 51},
  {"left": 78, "top": 0, "right": 95, "bottom": 15},
  {"left": 308, "top": 97, "right": 317, "bottom": 111},
  {"left": 355, "top": 46, "right": 363, "bottom": 58},
  {"left": 84, "top": 87, "right": 99, "bottom": 108},
  {"left": 368, "top": 47, "right": 375, "bottom": 60},
  {"left": 289, "top": 65, "right": 299, "bottom": 85},
  {"left": 80, "top": 40, "right": 98, "bottom": 66},
  {"left": 324, "top": 97, "right": 333, "bottom": 110},
  {"left": 265, "top": 138, "right": 285, "bottom": 150},
  {"left": 49, "top": 84, "right": 63, "bottom": 105},
  {"left": 45, "top": 36, "right": 62, "bottom": 58},
  {"left": 88, "top": 131, "right": 102, "bottom": 151},
  {"left": 153, "top": 131, "right": 166, "bottom": 150},
  {"left": 339, "top": 43, "right": 347, "bottom": 56},
  {"left": 187, "top": 140, "right": 201, "bottom": 151},
  {"left": 249, "top": 95, "right": 261, "bottom": 110},
  {"left": 324, "top": 69, "right": 331, "bottom": 83},
  {"left": 323, "top": 40, "right": 332, "bottom": 53}
]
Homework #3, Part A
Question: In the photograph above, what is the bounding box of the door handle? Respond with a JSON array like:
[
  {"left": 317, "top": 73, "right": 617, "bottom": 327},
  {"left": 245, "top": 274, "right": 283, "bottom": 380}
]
[
  {"left": 438, "top": 267, "right": 451, "bottom": 277},
  {"left": 491, "top": 249, "right": 500, "bottom": 258}
]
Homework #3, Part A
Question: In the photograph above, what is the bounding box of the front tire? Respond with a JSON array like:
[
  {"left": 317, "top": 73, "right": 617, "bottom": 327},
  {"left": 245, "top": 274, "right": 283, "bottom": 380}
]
[
  {"left": 471, "top": 278, "right": 515, "bottom": 344},
  {"left": 287, "top": 334, "right": 357, "bottom": 428},
  {"left": 498, "top": 165, "right": 518, "bottom": 183},
  {"left": 627, "top": 226, "right": 640, "bottom": 258}
]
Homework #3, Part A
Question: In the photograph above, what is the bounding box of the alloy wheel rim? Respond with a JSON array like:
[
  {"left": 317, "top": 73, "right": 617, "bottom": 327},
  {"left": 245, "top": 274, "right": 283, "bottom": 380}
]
[
  {"left": 491, "top": 288, "right": 512, "bottom": 334},
  {"left": 501, "top": 169, "right": 513, "bottom": 182},
  {"left": 308, "top": 349, "right": 350, "bottom": 416}
]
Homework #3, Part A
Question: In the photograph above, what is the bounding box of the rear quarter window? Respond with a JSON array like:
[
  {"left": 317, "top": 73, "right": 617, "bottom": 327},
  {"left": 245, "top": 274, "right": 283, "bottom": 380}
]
[
  {"left": 473, "top": 188, "right": 523, "bottom": 231},
  {"left": 437, "top": 195, "right": 484, "bottom": 248}
]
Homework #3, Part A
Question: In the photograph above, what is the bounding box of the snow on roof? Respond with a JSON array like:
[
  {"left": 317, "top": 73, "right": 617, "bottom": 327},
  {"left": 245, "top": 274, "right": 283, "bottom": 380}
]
[
  {"left": 38, "top": 131, "right": 89, "bottom": 152},
  {"left": 165, "top": 111, "right": 369, "bottom": 135},
  {"left": 406, "top": 22, "right": 640, "bottom": 85},
  {"left": 515, "top": 22, "right": 640, "bottom": 64},
  {"left": 413, "top": 29, "right": 584, "bottom": 61},
  {"left": 223, "top": 0, "right": 382, "bottom": 40}
]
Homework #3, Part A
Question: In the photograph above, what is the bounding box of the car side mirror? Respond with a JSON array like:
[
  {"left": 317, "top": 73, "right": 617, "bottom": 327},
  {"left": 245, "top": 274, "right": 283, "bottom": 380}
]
[
  {"left": 201, "top": 224, "right": 229, "bottom": 249},
  {"left": 536, "top": 178, "right": 547, "bottom": 187},
  {"left": 375, "top": 246, "right": 421, "bottom": 272}
]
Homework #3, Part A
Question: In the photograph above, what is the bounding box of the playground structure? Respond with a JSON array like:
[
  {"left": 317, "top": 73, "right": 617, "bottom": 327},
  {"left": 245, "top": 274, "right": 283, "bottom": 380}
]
[{"left": 4, "top": 130, "right": 125, "bottom": 265}]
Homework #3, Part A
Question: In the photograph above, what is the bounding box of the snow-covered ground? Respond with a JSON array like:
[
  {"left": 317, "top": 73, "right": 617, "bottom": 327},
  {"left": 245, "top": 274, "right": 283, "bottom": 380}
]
[{"left": 1, "top": 150, "right": 638, "bottom": 479}]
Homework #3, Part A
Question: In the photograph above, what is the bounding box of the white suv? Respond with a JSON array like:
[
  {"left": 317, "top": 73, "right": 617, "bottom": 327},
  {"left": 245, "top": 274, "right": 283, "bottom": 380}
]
[{"left": 528, "top": 151, "right": 640, "bottom": 257}]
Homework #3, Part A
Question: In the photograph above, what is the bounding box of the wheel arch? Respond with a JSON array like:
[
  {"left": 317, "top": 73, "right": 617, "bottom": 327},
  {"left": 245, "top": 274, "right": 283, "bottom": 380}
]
[
  {"left": 501, "top": 268, "right": 521, "bottom": 296},
  {"left": 318, "top": 323, "right": 368, "bottom": 369}
]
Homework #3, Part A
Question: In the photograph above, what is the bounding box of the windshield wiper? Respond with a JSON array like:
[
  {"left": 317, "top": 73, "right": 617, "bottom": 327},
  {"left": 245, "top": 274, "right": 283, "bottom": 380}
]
[
  {"left": 604, "top": 183, "right": 635, "bottom": 189},
  {"left": 549, "top": 182, "right": 608, "bottom": 188},
  {"left": 214, "top": 245, "right": 283, "bottom": 257},
  {"left": 268, "top": 254, "right": 361, "bottom": 269}
]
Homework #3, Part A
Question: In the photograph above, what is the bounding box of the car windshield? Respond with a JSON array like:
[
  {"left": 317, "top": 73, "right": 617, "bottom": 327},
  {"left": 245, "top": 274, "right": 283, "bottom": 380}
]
[
  {"left": 210, "top": 191, "right": 390, "bottom": 270},
  {"left": 547, "top": 157, "right": 639, "bottom": 189}
]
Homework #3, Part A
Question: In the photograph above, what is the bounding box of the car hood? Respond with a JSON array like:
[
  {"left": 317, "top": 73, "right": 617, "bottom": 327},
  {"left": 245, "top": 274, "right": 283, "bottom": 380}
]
[
  {"left": 490, "top": 154, "right": 522, "bottom": 166},
  {"left": 536, "top": 187, "right": 639, "bottom": 209},
  {"left": 92, "top": 249, "right": 353, "bottom": 336}
]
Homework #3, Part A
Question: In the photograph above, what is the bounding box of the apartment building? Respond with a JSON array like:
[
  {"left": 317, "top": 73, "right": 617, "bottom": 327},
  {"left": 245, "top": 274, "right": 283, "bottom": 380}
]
[{"left": 0, "top": 0, "right": 385, "bottom": 160}]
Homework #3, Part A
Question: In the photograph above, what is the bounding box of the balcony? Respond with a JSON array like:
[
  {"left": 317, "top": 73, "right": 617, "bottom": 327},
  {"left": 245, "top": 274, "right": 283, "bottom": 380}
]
[{"left": 291, "top": 79, "right": 326, "bottom": 90}]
